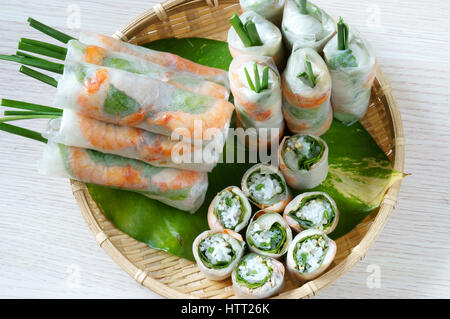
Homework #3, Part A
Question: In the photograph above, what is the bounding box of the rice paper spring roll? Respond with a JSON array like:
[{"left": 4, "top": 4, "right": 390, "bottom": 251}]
[
  {"left": 278, "top": 134, "right": 328, "bottom": 189},
  {"left": 65, "top": 40, "right": 229, "bottom": 100},
  {"left": 323, "top": 18, "right": 377, "bottom": 125},
  {"left": 281, "top": 47, "right": 332, "bottom": 136},
  {"left": 54, "top": 62, "right": 234, "bottom": 144},
  {"left": 286, "top": 229, "right": 336, "bottom": 282},
  {"left": 241, "top": 163, "right": 291, "bottom": 213},
  {"left": 281, "top": 0, "right": 335, "bottom": 51},
  {"left": 283, "top": 192, "right": 339, "bottom": 234},
  {"left": 228, "top": 11, "right": 285, "bottom": 69},
  {"left": 246, "top": 211, "right": 292, "bottom": 259},
  {"left": 232, "top": 253, "right": 285, "bottom": 298},
  {"left": 208, "top": 186, "right": 252, "bottom": 232},
  {"left": 239, "top": 0, "right": 286, "bottom": 25},
  {"left": 39, "top": 142, "right": 208, "bottom": 212},
  {"left": 44, "top": 110, "right": 220, "bottom": 172},
  {"left": 79, "top": 32, "right": 229, "bottom": 87},
  {"left": 229, "top": 55, "right": 284, "bottom": 146},
  {"left": 193, "top": 229, "right": 246, "bottom": 281}
]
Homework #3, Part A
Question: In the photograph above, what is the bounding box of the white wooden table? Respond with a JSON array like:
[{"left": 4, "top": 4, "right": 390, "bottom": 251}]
[{"left": 0, "top": 0, "right": 449, "bottom": 298}]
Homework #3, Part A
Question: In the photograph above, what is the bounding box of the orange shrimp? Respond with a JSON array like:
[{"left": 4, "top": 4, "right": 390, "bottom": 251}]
[
  {"left": 85, "top": 68, "right": 108, "bottom": 94},
  {"left": 68, "top": 147, "right": 150, "bottom": 189},
  {"left": 77, "top": 113, "right": 143, "bottom": 151},
  {"left": 84, "top": 45, "right": 106, "bottom": 65},
  {"left": 151, "top": 99, "right": 234, "bottom": 141},
  {"left": 281, "top": 76, "right": 331, "bottom": 109},
  {"left": 150, "top": 169, "right": 206, "bottom": 191}
]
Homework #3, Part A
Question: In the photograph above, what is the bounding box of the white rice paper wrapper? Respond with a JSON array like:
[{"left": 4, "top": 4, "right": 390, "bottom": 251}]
[
  {"left": 281, "top": 47, "right": 332, "bottom": 136},
  {"left": 286, "top": 229, "right": 336, "bottom": 283},
  {"left": 323, "top": 28, "right": 377, "bottom": 125},
  {"left": 38, "top": 142, "right": 208, "bottom": 213},
  {"left": 281, "top": 0, "right": 335, "bottom": 51},
  {"left": 43, "top": 110, "right": 221, "bottom": 172},
  {"left": 192, "top": 230, "right": 246, "bottom": 281},
  {"left": 240, "top": 0, "right": 286, "bottom": 25},
  {"left": 278, "top": 135, "right": 329, "bottom": 190},
  {"left": 227, "top": 11, "right": 285, "bottom": 69}
]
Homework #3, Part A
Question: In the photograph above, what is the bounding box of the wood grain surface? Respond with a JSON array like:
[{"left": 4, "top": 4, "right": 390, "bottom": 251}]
[{"left": 0, "top": 0, "right": 449, "bottom": 298}]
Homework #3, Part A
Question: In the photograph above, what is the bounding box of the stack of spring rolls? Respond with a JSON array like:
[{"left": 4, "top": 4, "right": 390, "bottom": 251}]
[
  {"left": 0, "top": 25, "right": 236, "bottom": 213},
  {"left": 45, "top": 33, "right": 235, "bottom": 212}
]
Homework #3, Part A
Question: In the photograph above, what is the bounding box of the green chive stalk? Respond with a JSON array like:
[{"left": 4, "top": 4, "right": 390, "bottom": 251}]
[
  {"left": 337, "top": 17, "right": 350, "bottom": 50},
  {"left": 19, "top": 66, "right": 58, "bottom": 87},
  {"left": 20, "top": 38, "right": 67, "bottom": 55},
  {"left": 0, "top": 54, "right": 64, "bottom": 74},
  {"left": 0, "top": 122, "right": 47, "bottom": 143},
  {"left": 1, "top": 99, "right": 62, "bottom": 114},
  {"left": 3, "top": 110, "right": 61, "bottom": 116},
  {"left": 27, "top": 17, "right": 76, "bottom": 44},
  {"left": 297, "top": 56, "right": 316, "bottom": 88},
  {"left": 18, "top": 41, "right": 66, "bottom": 60},
  {"left": 0, "top": 114, "right": 59, "bottom": 123},
  {"left": 244, "top": 63, "right": 269, "bottom": 93},
  {"left": 229, "top": 13, "right": 263, "bottom": 47},
  {"left": 299, "top": 0, "right": 308, "bottom": 14}
]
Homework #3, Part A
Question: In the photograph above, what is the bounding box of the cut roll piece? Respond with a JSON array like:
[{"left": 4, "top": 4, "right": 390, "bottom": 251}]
[
  {"left": 281, "top": 0, "right": 335, "bottom": 51},
  {"left": 66, "top": 39, "right": 230, "bottom": 100},
  {"left": 193, "top": 229, "right": 246, "bottom": 281},
  {"left": 208, "top": 186, "right": 252, "bottom": 232},
  {"left": 229, "top": 55, "right": 284, "bottom": 147},
  {"left": 323, "top": 18, "right": 377, "bottom": 125},
  {"left": 246, "top": 211, "right": 292, "bottom": 259},
  {"left": 278, "top": 134, "right": 328, "bottom": 189},
  {"left": 39, "top": 142, "right": 208, "bottom": 213},
  {"left": 232, "top": 253, "right": 285, "bottom": 298},
  {"left": 239, "top": 0, "right": 286, "bottom": 25},
  {"left": 228, "top": 11, "right": 285, "bottom": 69},
  {"left": 241, "top": 163, "right": 291, "bottom": 212},
  {"left": 281, "top": 47, "right": 332, "bottom": 136},
  {"left": 44, "top": 110, "right": 221, "bottom": 172},
  {"left": 286, "top": 229, "right": 336, "bottom": 282},
  {"left": 54, "top": 62, "right": 234, "bottom": 144},
  {"left": 283, "top": 192, "right": 339, "bottom": 234},
  {"left": 79, "top": 32, "right": 229, "bottom": 87}
]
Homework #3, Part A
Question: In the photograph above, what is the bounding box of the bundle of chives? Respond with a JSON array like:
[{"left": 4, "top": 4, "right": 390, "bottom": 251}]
[
  {"left": 229, "top": 13, "right": 263, "bottom": 47},
  {"left": 337, "top": 17, "right": 350, "bottom": 50},
  {"left": 244, "top": 63, "right": 269, "bottom": 93},
  {"left": 297, "top": 56, "right": 316, "bottom": 88}
]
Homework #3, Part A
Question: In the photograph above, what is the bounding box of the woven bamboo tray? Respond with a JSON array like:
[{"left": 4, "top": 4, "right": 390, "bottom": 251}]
[{"left": 70, "top": 0, "right": 405, "bottom": 298}]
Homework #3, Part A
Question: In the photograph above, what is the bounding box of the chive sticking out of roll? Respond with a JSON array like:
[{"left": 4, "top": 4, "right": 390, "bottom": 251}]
[
  {"left": 246, "top": 211, "right": 292, "bottom": 259},
  {"left": 278, "top": 134, "right": 328, "bottom": 189},
  {"left": 284, "top": 192, "right": 339, "bottom": 234},
  {"left": 232, "top": 253, "right": 285, "bottom": 298},
  {"left": 281, "top": 0, "right": 336, "bottom": 52},
  {"left": 193, "top": 229, "right": 246, "bottom": 280},
  {"left": 286, "top": 229, "right": 336, "bottom": 282},
  {"left": 241, "top": 163, "right": 291, "bottom": 213},
  {"left": 239, "top": 0, "right": 286, "bottom": 26},
  {"left": 281, "top": 48, "right": 333, "bottom": 136},
  {"left": 323, "top": 17, "right": 377, "bottom": 125},
  {"left": 228, "top": 11, "right": 285, "bottom": 69},
  {"left": 208, "top": 186, "right": 252, "bottom": 232}
]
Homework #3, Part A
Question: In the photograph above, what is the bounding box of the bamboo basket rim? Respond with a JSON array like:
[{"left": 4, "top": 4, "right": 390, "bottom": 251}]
[{"left": 71, "top": 0, "right": 405, "bottom": 299}]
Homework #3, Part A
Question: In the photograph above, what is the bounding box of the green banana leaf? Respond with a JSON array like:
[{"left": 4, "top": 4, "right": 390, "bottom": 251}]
[{"left": 87, "top": 37, "right": 403, "bottom": 260}]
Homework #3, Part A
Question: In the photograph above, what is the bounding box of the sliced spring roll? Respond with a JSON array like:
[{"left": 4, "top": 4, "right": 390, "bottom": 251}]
[
  {"left": 79, "top": 32, "right": 229, "bottom": 87},
  {"left": 240, "top": 0, "right": 286, "bottom": 25},
  {"left": 39, "top": 142, "right": 208, "bottom": 212},
  {"left": 44, "top": 110, "right": 220, "bottom": 172},
  {"left": 66, "top": 40, "right": 229, "bottom": 100},
  {"left": 281, "top": 0, "right": 335, "bottom": 51},
  {"left": 228, "top": 11, "right": 285, "bottom": 69},
  {"left": 323, "top": 19, "right": 377, "bottom": 125},
  {"left": 193, "top": 229, "right": 246, "bottom": 281},
  {"left": 281, "top": 47, "right": 332, "bottom": 136},
  {"left": 278, "top": 134, "right": 328, "bottom": 189},
  {"left": 246, "top": 211, "right": 292, "bottom": 259},
  {"left": 208, "top": 186, "right": 252, "bottom": 232},
  {"left": 241, "top": 163, "right": 291, "bottom": 212},
  {"left": 229, "top": 55, "right": 284, "bottom": 146},
  {"left": 54, "top": 62, "right": 234, "bottom": 144},
  {"left": 283, "top": 192, "right": 339, "bottom": 234},
  {"left": 286, "top": 229, "right": 336, "bottom": 282},
  {"left": 232, "top": 253, "right": 285, "bottom": 298}
]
